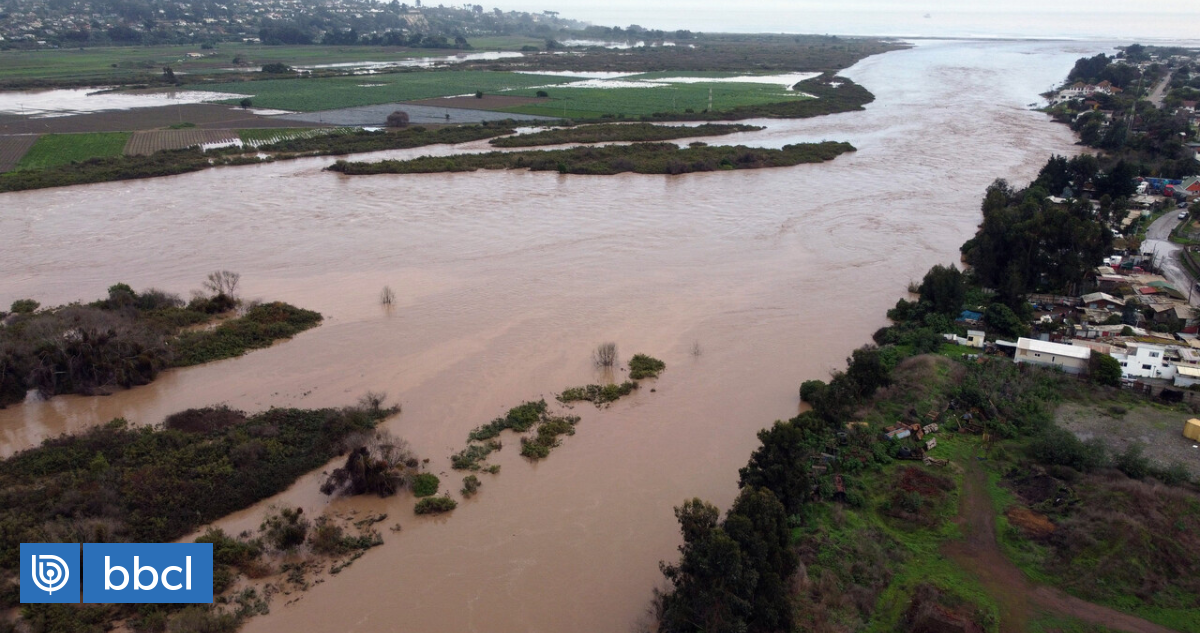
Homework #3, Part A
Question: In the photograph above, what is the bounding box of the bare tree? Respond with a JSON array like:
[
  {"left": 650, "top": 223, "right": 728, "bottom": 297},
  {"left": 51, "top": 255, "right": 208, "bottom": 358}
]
[
  {"left": 320, "top": 429, "right": 416, "bottom": 497},
  {"left": 203, "top": 270, "right": 241, "bottom": 297},
  {"left": 593, "top": 342, "right": 618, "bottom": 368},
  {"left": 380, "top": 286, "right": 395, "bottom": 306}
]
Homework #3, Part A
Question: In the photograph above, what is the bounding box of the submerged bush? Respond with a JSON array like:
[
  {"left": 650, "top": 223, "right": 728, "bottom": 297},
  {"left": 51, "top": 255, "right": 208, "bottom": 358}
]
[
  {"left": 468, "top": 400, "right": 548, "bottom": 441},
  {"left": 461, "top": 475, "right": 481, "bottom": 497},
  {"left": 412, "top": 473, "right": 440, "bottom": 498},
  {"left": 261, "top": 507, "right": 309, "bottom": 551},
  {"left": 414, "top": 496, "right": 457, "bottom": 515},
  {"left": 558, "top": 381, "right": 638, "bottom": 405},
  {"left": 628, "top": 354, "right": 666, "bottom": 380},
  {"left": 519, "top": 415, "right": 579, "bottom": 460}
]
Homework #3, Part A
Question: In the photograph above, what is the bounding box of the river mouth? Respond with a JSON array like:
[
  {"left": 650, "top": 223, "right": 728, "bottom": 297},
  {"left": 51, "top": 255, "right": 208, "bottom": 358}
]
[{"left": 0, "top": 39, "right": 1107, "bottom": 633}]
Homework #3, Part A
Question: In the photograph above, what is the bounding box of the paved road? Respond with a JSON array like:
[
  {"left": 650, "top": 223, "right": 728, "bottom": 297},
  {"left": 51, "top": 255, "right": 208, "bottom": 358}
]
[
  {"left": 1142, "top": 210, "right": 1196, "bottom": 305},
  {"left": 1148, "top": 71, "right": 1173, "bottom": 108}
]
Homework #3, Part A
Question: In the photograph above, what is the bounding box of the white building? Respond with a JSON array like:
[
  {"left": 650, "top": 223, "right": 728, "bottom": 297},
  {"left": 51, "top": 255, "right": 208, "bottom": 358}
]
[
  {"left": 1111, "top": 342, "right": 1176, "bottom": 381},
  {"left": 1014, "top": 337, "right": 1091, "bottom": 374}
]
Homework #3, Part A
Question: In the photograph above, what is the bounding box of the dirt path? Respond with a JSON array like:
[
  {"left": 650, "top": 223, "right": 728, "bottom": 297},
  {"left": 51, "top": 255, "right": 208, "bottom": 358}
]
[{"left": 943, "top": 458, "right": 1180, "bottom": 633}]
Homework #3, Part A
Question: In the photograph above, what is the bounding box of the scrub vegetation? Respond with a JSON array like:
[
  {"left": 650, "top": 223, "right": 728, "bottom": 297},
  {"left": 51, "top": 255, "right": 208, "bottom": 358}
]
[
  {"left": 0, "top": 279, "right": 320, "bottom": 407},
  {"left": 329, "top": 140, "right": 854, "bottom": 177},
  {"left": 489, "top": 123, "right": 762, "bottom": 147}
]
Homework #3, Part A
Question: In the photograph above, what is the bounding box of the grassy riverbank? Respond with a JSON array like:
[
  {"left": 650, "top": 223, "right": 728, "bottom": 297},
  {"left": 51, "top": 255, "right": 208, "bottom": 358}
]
[
  {"left": 0, "top": 124, "right": 514, "bottom": 193},
  {"left": 330, "top": 140, "right": 854, "bottom": 177}
]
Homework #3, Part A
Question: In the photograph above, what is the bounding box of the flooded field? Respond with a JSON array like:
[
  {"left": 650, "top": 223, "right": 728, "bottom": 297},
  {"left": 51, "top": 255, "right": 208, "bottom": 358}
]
[
  {"left": 0, "top": 87, "right": 250, "bottom": 117},
  {"left": 0, "top": 39, "right": 1106, "bottom": 633}
]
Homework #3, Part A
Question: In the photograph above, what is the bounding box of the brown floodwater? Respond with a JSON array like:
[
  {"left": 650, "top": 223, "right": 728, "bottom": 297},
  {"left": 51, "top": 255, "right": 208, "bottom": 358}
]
[{"left": 0, "top": 39, "right": 1107, "bottom": 633}]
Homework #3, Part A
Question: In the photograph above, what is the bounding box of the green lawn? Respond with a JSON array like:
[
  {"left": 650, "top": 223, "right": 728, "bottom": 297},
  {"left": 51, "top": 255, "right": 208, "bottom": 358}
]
[
  {"left": 16, "top": 132, "right": 131, "bottom": 170},
  {"left": 191, "top": 70, "right": 577, "bottom": 112},
  {"left": 499, "top": 77, "right": 812, "bottom": 119}
]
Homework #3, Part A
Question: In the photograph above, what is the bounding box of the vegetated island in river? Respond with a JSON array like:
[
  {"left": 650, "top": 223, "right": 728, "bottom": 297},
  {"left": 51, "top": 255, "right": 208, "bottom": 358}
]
[
  {"left": 0, "top": 273, "right": 320, "bottom": 407},
  {"left": 489, "top": 123, "right": 763, "bottom": 147},
  {"left": 0, "top": 398, "right": 399, "bottom": 630},
  {"left": 329, "top": 141, "right": 855, "bottom": 177}
]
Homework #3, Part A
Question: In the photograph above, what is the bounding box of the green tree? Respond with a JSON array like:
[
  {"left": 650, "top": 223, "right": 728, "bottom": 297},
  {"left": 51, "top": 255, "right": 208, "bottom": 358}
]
[
  {"left": 738, "top": 420, "right": 813, "bottom": 514},
  {"left": 658, "top": 499, "right": 754, "bottom": 633},
  {"left": 1088, "top": 352, "right": 1122, "bottom": 386},
  {"left": 985, "top": 302, "right": 1028, "bottom": 339},
  {"left": 918, "top": 264, "right": 965, "bottom": 315}
]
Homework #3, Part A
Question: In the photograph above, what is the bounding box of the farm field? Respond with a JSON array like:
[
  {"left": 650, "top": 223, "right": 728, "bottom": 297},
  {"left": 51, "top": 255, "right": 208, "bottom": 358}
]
[
  {"left": 189, "top": 70, "right": 578, "bottom": 111},
  {"left": 0, "top": 104, "right": 321, "bottom": 134},
  {"left": 0, "top": 44, "right": 481, "bottom": 87},
  {"left": 15, "top": 131, "right": 130, "bottom": 169},
  {"left": 123, "top": 129, "right": 238, "bottom": 155},
  {"left": 0, "top": 135, "right": 38, "bottom": 172},
  {"left": 499, "top": 78, "right": 813, "bottom": 119}
]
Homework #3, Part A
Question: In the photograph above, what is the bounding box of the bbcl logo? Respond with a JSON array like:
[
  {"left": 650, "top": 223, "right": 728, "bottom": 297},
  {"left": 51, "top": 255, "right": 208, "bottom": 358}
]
[
  {"left": 21, "top": 543, "right": 213, "bottom": 604},
  {"left": 21, "top": 544, "right": 80, "bottom": 603},
  {"left": 32, "top": 554, "right": 71, "bottom": 594}
]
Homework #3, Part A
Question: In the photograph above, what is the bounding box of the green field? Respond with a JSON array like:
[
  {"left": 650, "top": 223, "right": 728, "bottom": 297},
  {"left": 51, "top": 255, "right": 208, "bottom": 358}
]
[
  {"left": 500, "top": 76, "right": 812, "bottom": 119},
  {"left": 189, "top": 70, "right": 812, "bottom": 117},
  {"left": 191, "top": 70, "right": 577, "bottom": 111},
  {"left": 15, "top": 132, "right": 130, "bottom": 169}
]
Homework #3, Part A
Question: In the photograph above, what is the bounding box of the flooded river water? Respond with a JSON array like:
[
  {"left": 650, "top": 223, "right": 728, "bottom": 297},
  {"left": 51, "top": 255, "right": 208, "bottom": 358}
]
[{"left": 0, "top": 39, "right": 1105, "bottom": 633}]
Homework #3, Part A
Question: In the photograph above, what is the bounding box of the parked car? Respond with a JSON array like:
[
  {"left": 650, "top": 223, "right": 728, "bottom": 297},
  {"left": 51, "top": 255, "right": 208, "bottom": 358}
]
[{"left": 1181, "top": 211, "right": 1191, "bottom": 220}]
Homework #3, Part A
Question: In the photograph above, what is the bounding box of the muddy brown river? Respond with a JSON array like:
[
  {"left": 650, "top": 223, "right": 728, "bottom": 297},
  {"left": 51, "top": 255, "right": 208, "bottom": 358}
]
[{"left": 0, "top": 40, "right": 1106, "bottom": 633}]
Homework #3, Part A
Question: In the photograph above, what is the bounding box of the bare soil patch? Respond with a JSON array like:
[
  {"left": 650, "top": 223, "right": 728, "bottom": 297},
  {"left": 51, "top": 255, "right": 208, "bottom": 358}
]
[
  {"left": 1056, "top": 402, "right": 1200, "bottom": 477},
  {"left": 0, "top": 134, "right": 37, "bottom": 172},
  {"left": 0, "top": 104, "right": 324, "bottom": 135},
  {"left": 407, "top": 94, "right": 550, "bottom": 111},
  {"left": 124, "top": 129, "right": 239, "bottom": 155}
]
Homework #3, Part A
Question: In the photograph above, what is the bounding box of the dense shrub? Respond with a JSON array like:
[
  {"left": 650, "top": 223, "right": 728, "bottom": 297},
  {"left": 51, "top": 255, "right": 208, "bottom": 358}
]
[
  {"left": 412, "top": 473, "right": 440, "bottom": 497},
  {"left": 1028, "top": 426, "right": 1108, "bottom": 472},
  {"left": 414, "top": 497, "right": 457, "bottom": 515},
  {"left": 558, "top": 381, "right": 637, "bottom": 405},
  {"left": 468, "top": 400, "right": 548, "bottom": 441},
  {"left": 172, "top": 302, "right": 322, "bottom": 366},
  {"left": 628, "top": 353, "right": 667, "bottom": 380},
  {"left": 260, "top": 507, "right": 309, "bottom": 551}
]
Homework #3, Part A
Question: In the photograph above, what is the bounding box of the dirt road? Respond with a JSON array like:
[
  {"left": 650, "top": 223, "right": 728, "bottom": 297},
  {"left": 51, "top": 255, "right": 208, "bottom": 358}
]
[{"left": 944, "top": 459, "right": 1180, "bottom": 633}]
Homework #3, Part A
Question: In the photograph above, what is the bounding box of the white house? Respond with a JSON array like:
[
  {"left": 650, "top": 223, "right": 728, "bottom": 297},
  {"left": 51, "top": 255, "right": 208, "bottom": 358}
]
[
  {"left": 1175, "top": 365, "right": 1200, "bottom": 388},
  {"left": 1014, "top": 337, "right": 1090, "bottom": 374},
  {"left": 942, "top": 329, "right": 986, "bottom": 349},
  {"left": 1110, "top": 342, "right": 1176, "bottom": 381}
]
